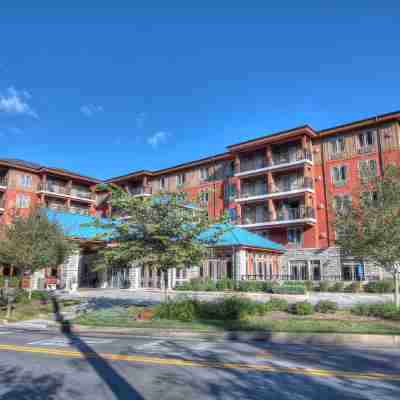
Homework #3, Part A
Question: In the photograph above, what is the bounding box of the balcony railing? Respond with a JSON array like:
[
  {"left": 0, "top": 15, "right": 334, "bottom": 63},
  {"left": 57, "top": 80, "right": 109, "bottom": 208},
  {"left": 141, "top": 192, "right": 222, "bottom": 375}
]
[
  {"left": 47, "top": 204, "right": 68, "bottom": 212},
  {"left": 70, "top": 207, "right": 91, "bottom": 216},
  {"left": 129, "top": 186, "right": 152, "bottom": 196},
  {"left": 237, "top": 149, "right": 312, "bottom": 174},
  {"left": 0, "top": 175, "right": 8, "bottom": 187},
  {"left": 238, "top": 177, "right": 314, "bottom": 199},
  {"left": 39, "top": 182, "right": 93, "bottom": 200},
  {"left": 70, "top": 188, "right": 93, "bottom": 199},
  {"left": 271, "top": 177, "right": 314, "bottom": 193},
  {"left": 241, "top": 206, "right": 315, "bottom": 225}
]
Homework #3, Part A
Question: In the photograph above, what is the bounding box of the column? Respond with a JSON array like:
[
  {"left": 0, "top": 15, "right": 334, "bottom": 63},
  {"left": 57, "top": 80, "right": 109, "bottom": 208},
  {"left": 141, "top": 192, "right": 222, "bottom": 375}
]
[
  {"left": 128, "top": 266, "right": 141, "bottom": 290},
  {"left": 234, "top": 249, "right": 247, "bottom": 281},
  {"left": 266, "top": 144, "right": 273, "bottom": 166},
  {"left": 61, "top": 249, "right": 81, "bottom": 292}
]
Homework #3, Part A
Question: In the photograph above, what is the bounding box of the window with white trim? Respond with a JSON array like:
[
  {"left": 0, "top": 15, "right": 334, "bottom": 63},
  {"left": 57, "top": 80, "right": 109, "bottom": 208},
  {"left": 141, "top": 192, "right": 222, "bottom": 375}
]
[
  {"left": 200, "top": 167, "right": 210, "bottom": 181},
  {"left": 16, "top": 194, "right": 30, "bottom": 208},
  {"left": 333, "top": 193, "right": 352, "bottom": 211},
  {"left": 20, "top": 174, "right": 32, "bottom": 188},
  {"left": 176, "top": 173, "right": 186, "bottom": 186},
  {"left": 358, "top": 159, "right": 377, "bottom": 179},
  {"left": 288, "top": 228, "right": 303, "bottom": 246},
  {"left": 159, "top": 176, "right": 167, "bottom": 190},
  {"left": 331, "top": 165, "right": 348, "bottom": 185}
]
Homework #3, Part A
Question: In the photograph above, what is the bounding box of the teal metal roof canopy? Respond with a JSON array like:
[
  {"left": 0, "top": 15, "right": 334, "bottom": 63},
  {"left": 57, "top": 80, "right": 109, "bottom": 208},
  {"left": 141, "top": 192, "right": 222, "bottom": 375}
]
[
  {"left": 198, "top": 223, "right": 286, "bottom": 252},
  {"left": 46, "top": 210, "right": 286, "bottom": 252}
]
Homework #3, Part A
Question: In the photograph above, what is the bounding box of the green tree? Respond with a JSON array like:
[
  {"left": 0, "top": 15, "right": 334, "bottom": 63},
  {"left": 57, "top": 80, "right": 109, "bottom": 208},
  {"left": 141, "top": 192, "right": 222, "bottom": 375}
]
[
  {"left": 0, "top": 208, "right": 73, "bottom": 295},
  {"left": 333, "top": 165, "right": 400, "bottom": 308},
  {"left": 92, "top": 186, "right": 228, "bottom": 295}
]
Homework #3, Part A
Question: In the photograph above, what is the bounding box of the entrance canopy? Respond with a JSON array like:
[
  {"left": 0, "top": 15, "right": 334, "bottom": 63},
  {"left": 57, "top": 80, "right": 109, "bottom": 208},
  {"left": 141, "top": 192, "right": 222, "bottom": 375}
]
[
  {"left": 46, "top": 210, "right": 286, "bottom": 253},
  {"left": 198, "top": 224, "right": 286, "bottom": 253}
]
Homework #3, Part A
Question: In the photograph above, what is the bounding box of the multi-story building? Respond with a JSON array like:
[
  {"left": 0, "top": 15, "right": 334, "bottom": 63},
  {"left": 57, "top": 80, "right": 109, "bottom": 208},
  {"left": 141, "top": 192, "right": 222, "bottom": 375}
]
[{"left": 1, "top": 110, "right": 400, "bottom": 289}]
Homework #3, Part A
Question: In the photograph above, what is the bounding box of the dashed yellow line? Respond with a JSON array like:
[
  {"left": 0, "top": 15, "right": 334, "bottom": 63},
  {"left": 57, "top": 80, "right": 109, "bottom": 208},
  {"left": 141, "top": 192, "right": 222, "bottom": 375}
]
[{"left": 0, "top": 343, "right": 399, "bottom": 381}]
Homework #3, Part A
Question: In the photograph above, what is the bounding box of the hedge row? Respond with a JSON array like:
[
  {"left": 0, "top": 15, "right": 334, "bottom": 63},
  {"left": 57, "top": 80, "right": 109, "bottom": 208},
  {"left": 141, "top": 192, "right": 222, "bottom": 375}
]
[{"left": 175, "top": 278, "right": 395, "bottom": 294}]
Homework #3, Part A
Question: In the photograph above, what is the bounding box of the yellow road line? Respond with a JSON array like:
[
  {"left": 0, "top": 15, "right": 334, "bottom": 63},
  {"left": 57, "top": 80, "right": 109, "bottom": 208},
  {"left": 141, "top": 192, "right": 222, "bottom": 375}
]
[{"left": 0, "top": 344, "right": 399, "bottom": 381}]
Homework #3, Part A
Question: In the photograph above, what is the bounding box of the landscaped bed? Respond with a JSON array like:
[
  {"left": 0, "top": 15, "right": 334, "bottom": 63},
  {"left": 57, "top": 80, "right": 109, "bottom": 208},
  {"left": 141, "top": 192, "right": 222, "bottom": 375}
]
[
  {"left": 72, "top": 297, "right": 400, "bottom": 335},
  {"left": 0, "top": 290, "right": 81, "bottom": 322}
]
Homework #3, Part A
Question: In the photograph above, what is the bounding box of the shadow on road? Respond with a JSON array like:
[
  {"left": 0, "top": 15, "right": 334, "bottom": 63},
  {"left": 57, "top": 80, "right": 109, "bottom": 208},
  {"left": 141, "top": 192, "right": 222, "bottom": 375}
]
[
  {"left": 51, "top": 296, "right": 144, "bottom": 400},
  {"left": 0, "top": 365, "right": 79, "bottom": 400}
]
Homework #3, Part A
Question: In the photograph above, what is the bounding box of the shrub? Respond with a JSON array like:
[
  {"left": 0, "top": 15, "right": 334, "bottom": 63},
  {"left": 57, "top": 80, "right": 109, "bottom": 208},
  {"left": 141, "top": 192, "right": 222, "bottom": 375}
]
[
  {"left": 264, "top": 298, "right": 289, "bottom": 312},
  {"left": 154, "top": 298, "right": 198, "bottom": 321},
  {"left": 216, "top": 278, "right": 235, "bottom": 291},
  {"left": 304, "top": 280, "right": 314, "bottom": 292},
  {"left": 328, "top": 282, "right": 345, "bottom": 292},
  {"left": 236, "top": 281, "right": 264, "bottom": 292},
  {"left": 315, "top": 300, "right": 338, "bottom": 314},
  {"left": 273, "top": 285, "right": 306, "bottom": 295},
  {"left": 351, "top": 303, "right": 400, "bottom": 320},
  {"left": 318, "top": 281, "right": 330, "bottom": 292},
  {"left": 200, "top": 297, "right": 259, "bottom": 320},
  {"left": 290, "top": 301, "right": 314, "bottom": 315},
  {"left": 364, "top": 280, "right": 394, "bottom": 294},
  {"left": 347, "top": 282, "right": 362, "bottom": 293},
  {"left": 31, "top": 291, "right": 50, "bottom": 301}
]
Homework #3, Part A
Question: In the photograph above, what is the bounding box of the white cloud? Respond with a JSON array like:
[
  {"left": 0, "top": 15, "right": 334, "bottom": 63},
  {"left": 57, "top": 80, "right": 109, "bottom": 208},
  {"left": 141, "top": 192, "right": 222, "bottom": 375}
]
[
  {"left": 147, "top": 131, "right": 171, "bottom": 148},
  {"left": 80, "top": 104, "right": 104, "bottom": 117},
  {"left": 0, "top": 86, "right": 38, "bottom": 118},
  {"left": 136, "top": 112, "right": 147, "bottom": 128}
]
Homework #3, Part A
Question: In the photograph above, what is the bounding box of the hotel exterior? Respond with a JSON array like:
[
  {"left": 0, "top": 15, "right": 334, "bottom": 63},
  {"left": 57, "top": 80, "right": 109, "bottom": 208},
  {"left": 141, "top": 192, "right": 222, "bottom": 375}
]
[{"left": 1, "top": 110, "right": 399, "bottom": 289}]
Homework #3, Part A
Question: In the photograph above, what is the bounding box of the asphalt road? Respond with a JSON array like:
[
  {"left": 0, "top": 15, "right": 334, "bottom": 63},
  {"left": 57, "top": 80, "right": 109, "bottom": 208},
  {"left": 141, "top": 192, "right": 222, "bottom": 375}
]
[{"left": 0, "top": 327, "right": 399, "bottom": 400}]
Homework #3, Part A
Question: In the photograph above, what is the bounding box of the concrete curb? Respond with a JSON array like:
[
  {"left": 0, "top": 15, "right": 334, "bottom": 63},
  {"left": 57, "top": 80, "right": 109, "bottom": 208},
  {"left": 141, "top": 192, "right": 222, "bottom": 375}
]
[{"left": 2, "top": 321, "right": 400, "bottom": 347}]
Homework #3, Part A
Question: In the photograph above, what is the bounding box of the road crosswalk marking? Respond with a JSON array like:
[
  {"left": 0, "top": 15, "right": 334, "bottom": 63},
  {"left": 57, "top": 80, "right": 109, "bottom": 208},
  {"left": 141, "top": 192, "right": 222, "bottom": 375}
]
[{"left": 28, "top": 337, "right": 115, "bottom": 347}]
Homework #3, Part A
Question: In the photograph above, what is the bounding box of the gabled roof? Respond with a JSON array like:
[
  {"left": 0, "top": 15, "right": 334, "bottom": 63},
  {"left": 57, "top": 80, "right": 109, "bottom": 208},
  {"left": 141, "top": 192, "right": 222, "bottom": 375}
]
[{"left": 198, "top": 224, "right": 286, "bottom": 253}]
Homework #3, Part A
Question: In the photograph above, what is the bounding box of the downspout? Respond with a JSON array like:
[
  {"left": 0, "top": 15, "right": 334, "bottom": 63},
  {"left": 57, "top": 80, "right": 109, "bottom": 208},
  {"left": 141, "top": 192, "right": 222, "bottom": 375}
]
[{"left": 319, "top": 138, "right": 331, "bottom": 248}]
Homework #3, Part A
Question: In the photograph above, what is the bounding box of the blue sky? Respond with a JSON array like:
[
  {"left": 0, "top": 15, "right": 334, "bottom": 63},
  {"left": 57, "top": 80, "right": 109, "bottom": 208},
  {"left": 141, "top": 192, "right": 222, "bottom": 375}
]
[{"left": 1, "top": 1, "right": 399, "bottom": 179}]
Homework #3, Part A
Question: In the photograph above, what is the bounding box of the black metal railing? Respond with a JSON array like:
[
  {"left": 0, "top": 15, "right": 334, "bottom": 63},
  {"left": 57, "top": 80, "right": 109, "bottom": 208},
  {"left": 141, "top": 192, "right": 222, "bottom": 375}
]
[{"left": 241, "top": 206, "right": 315, "bottom": 225}]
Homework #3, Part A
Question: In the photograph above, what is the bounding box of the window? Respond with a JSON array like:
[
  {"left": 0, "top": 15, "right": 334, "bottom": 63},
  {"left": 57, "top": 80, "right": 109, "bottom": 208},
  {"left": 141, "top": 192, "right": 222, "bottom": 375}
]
[
  {"left": 16, "top": 194, "right": 30, "bottom": 208},
  {"left": 333, "top": 194, "right": 352, "bottom": 211},
  {"left": 331, "top": 165, "right": 348, "bottom": 185},
  {"left": 200, "top": 167, "right": 210, "bottom": 181},
  {"left": 330, "top": 137, "right": 345, "bottom": 155},
  {"left": 288, "top": 228, "right": 303, "bottom": 246},
  {"left": 361, "top": 191, "right": 378, "bottom": 204},
  {"left": 20, "top": 174, "right": 32, "bottom": 188},
  {"left": 358, "top": 130, "right": 375, "bottom": 151},
  {"left": 176, "top": 173, "right": 186, "bottom": 186},
  {"left": 224, "top": 184, "right": 237, "bottom": 201},
  {"left": 160, "top": 176, "right": 167, "bottom": 190},
  {"left": 200, "top": 190, "right": 209, "bottom": 204},
  {"left": 359, "top": 159, "right": 377, "bottom": 179}
]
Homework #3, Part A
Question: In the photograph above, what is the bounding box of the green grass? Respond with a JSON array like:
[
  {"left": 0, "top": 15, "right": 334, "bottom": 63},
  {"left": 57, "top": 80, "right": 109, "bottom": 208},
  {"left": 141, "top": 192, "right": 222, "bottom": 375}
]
[
  {"left": 73, "top": 307, "right": 400, "bottom": 335},
  {"left": 0, "top": 302, "right": 54, "bottom": 322}
]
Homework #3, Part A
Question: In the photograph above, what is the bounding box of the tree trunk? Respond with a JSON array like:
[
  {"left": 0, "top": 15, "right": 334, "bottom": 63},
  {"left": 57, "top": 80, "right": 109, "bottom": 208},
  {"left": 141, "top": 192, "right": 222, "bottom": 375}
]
[{"left": 395, "top": 270, "right": 400, "bottom": 309}]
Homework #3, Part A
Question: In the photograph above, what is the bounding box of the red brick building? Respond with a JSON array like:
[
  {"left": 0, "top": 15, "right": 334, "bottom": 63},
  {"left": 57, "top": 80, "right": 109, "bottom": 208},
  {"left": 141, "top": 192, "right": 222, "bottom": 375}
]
[{"left": 1, "top": 110, "right": 400, "bottom": 285}]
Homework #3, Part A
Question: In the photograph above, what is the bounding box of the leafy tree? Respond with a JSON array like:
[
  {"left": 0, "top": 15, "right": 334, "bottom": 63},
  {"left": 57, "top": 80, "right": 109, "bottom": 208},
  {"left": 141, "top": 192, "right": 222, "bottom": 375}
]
[
  {"left": 0, "top": 208, "right": 73, "bottom": 295},
  {"left": 92, "top": 186, "right": 228, "bottom": 295},
  {"left": 333, "top": 165, "right": 400, "bottom": 308}
]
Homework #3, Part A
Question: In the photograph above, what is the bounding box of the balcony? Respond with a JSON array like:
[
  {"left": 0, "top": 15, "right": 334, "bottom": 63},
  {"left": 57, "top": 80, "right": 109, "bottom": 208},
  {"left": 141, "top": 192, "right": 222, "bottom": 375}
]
[
  {"left": 0, "top": 175, "right": 8, "bottom": 190},
  {"left": 38, "top": 182, "right": 94, "bottom": 202},
  {"left": 0, "top": 197, "right": 5, "bottom": 212},
  {"left": 235, "top": 149, "right": 312, "bottom": 178},
  {"left": 128, "top": 186, "right": 152, "bottom": 197},
  {"left": 240, "top": 206, "right": 316, "bottom": 229},
  {"left": 236, "top": 177, "right": 314, "bottom": 203}
]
